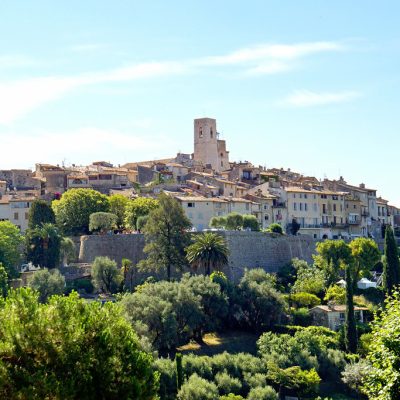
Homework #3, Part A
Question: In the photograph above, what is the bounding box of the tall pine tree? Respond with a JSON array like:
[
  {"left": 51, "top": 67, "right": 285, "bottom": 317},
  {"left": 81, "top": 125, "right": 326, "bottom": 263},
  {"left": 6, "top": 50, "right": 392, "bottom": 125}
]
[
  {"left": 383, "top": 225, "right": 400, "bottom": 294},
  {"left": 345, "top": 263, "right": 357, "bottom": 353}
]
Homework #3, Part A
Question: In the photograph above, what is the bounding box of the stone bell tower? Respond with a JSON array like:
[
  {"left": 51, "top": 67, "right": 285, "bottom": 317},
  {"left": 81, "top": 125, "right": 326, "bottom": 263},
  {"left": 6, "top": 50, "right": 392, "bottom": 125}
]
[{"left": 193, "top": 117, "right": 229, "bottom": 172}]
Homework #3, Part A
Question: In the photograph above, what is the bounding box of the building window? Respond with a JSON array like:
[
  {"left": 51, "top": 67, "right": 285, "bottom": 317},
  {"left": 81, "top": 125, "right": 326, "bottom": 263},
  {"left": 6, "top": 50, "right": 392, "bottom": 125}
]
[
  {"left": 333, "top": 204, "right": 337, "bottom": 212},
  {"left": 305, "top": 203, "right": 308, "bottom": 211},
  {"left": 299, "top": 203, "right": 303, "bottom": 211},
  {"left": 187, "top": 202, "right": 195, "bottom": 208},
  {"left": 14, "top": 212, "right": 19, "bottom": 220},
  {"left": 293, "top": 202, "right": 297, "bottom": 211},
  {"left": 332, "top": 195, "right": 338, "bottom": 200},
  {"left": 25, "top": 212, "right": 29, "bottom": 220},
  {"left": 264, "top": 215, "right": 269, "bottom": 221},
  {"left": 304, "top": 194, "right": 308, "bottom": 199},
  {"left": 245, "top": 203, "right": 249, "bottom": 210},
  {"left": 321, "top": 194, "right": 327, "bottom": 199},
  {"left": 210, "top": 128, "right": 213, "bottom": 138},
  {"left": 299, "top": 193, "right": 303, "bottom": 199},
  {"left": 293, "top": 194, "right": 296, "bottom": 198}
]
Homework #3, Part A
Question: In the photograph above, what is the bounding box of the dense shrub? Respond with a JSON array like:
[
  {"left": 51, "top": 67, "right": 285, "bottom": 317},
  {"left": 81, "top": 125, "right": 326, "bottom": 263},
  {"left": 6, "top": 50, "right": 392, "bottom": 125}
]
[
  {"left": 177, "top": 374, "right": 219, "bottom": 400},
  {"left": 247, "top": 386, "right": 278, "bottom": 400},
  {"left": 290, "top": 292, "right": 321, "bottom": 308}
]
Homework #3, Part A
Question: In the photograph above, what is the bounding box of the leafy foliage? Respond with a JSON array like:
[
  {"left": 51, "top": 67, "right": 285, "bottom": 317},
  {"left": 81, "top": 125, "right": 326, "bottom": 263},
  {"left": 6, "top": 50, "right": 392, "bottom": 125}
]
[
  {"left": 242, "top": 215, "right": 260, "bottom": 231},
  {"left": 109, "top": 194, "right": 129, "bottom": 229},
  {"left": 0, "top": 221, "right": 23, "bottom": 277},
  {"left": 265, "top": 223, "right": 283, "bottom": 234},
  {"left": 291, "top": 259, "right": 325, "bottom": 296},
  {"left": 139, "top": 193, "right": 191, "bottom": 280},
  {"left": 0, "top": 289, "right": 159, "bottom": 399},
  {"left": 124, "top": 197, "right": 159, "bottom": 230},
  {"left": 177, "top": 373, "right": 219, "bottom": 400},
  {"left": 186, "top": 233, "right": 229, "bottom": 275},
  {"left": 28, "top": 268, "right": 66, "bottom": 302},
  {"left": 26, "top": 223, "right": 62, "bottom": 268},
  {"left": 237, "top": 269, "right": 285, "bottom": 332},
  {"left": 383, "top": 225, "right": 400, "bottom": 294},
  {"left": 0, "top": 263, "right": 8, "bottom": 297},
  {"left": 28, "top": 199, "right": 55, "bottom": 229},
  {"left": 91, "top": 256, "right": 122, "bottom": 294},
  {"left": 52, "top": 188, "right": 110, "bottom": 235},
  {"left": 362, "top": 291, "right": 400, "bottom": 398},
  {"left": 290, "top": 292, "right": 321, "bottom": 308},
  {"left": 89, "top": 211, "right": 117, "bottom": 233}
]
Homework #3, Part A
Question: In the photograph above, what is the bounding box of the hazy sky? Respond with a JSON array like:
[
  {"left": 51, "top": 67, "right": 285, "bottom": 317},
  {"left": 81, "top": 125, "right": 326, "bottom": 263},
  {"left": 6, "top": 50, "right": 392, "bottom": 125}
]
[{"left": 1, "top": 1, "right": 399, "bottom": 204}]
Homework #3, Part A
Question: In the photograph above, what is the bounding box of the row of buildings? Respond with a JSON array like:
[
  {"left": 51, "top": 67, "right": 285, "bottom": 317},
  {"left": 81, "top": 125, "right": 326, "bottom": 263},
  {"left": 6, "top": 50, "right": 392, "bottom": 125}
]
[{"left": 1, "top": 117, "right": 399, "bottom": 239}]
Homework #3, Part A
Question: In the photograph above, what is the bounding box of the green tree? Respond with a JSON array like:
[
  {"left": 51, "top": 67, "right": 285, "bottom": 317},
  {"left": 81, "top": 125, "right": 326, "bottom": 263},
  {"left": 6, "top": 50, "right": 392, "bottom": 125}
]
[
  {"left": 176, "top": 353, "right": 184, "bottom": 391},
  {"left": 290, "top": 218, "right": 301, "bottom": 236},
  {"left": 60, "top": 237, "right": 76, "bottom": 266},
  {"left": 139, "top": 193, "right": 191, "bottom": 281},
  {"left": 91, "top": 256, "right": 122, "bottom": 294},
  {"left": 362, "top": 291, "right": 400, "bottom": 398},
  {"left": 291, "top": 259, "right": 326, "bottom": 296},
  {"left": 225, "top": 213, "right": 243, "bottom": 231},
  {"left": 237, "top": 269, "right": 285, "bottom": 332},
  {"left": 28, "top": 268, "right": 66, "bottom": 302},
  {"left": 89, "top": 211, "right": 117, "bottom": 233},
  {"left": 383, "top": 225, "right": 400, "bottom": 294},
  {"left": 209, "top": 216, "right": 226, "bottom": 229},
  {"left": 136, "top": 215, "right": 149, "bottom": 232},
  {"left": 344, "top": 264, "right": 357, "bottom": 353},
  {"left": 26, "top": 223, "right": 62, "bottom": 268},
  {"left": 324, "top": 285, "right": 346, "bottom": 304},
  {"left": 177, "top": 374, "right": 219, "bottom": 400},
  {"left": 52, "top": 188, "right": 110, "bottom": 235},
  {"left": 247, "top": 386, "right": 278, "bottom": 400},
  {"left": 28, "top": 199, "right": 55, "bottom": 229},
  {"left": 313, "top": 240, "right": 352, "bottom": 286},
  {"left": 242, "top": 214, "right": 260, "bottom": 231},
  {"left": 0, "top": 221, "right": 23, "bottom": 277},
  {"left": 124, "top": 197, "right": 159, "bottom": 230},
  {"left": 0, "top": 289, "right": 158, "bottom": 399},
  {"left": 121, "top": 258, "right": 136, "bottom": 292},
  {"left": 349, "top": 237, "right": 380, "bottom": 287},
  {"left": 109, "top": 194, "right": 129, "bottom": 229},
  {"left": 266, "top": 223, "right": 283, "bottom": 234},
  {"left": 186, "top": 233, "right": 229, "bottom": 276},
  {"left": 0, "top": 263, "right": 8, "bottom": 297}
]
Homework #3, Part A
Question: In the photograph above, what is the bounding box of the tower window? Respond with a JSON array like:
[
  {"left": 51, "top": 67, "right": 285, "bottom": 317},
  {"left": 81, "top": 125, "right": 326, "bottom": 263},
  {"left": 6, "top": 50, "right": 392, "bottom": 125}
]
[
  {"left": 210, "top": 128, "right": 213, "bottom": 138},
  {"left": 199, "top": 128, "right": 203, "bottom": 138}
]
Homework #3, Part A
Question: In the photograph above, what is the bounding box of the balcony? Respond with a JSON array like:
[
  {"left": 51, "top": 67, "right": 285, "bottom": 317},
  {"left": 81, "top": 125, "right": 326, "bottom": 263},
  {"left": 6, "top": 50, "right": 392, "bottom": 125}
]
[
  {"left": 361, "top": 211, "right": 369, "bottom": 217},
  {"left": 272, "top": 201, "right": 286, "bottom": 208},
  {"left": 348, "top": 219, "right": 360, "bottom": 225}
]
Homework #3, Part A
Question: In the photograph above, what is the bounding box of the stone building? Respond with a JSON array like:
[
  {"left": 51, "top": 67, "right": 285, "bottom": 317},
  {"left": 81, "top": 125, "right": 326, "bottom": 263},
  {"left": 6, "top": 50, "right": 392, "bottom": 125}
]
[{"left": 193, "top": 118, "right": 230, "bottom": 172}]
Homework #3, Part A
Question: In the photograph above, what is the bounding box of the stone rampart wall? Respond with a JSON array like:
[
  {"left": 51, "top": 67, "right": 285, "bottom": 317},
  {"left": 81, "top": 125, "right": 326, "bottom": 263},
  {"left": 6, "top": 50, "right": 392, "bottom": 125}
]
[{"left": 76, "top": 232, "right": 317, "bottom": 283}]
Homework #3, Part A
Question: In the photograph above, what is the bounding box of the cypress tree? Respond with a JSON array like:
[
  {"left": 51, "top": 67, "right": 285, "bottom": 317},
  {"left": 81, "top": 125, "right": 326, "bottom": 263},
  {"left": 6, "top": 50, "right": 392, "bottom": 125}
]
[
  {"left": 383, "top": 225, "right": 400, "bottom": 294},
  {"left": 28, "top": 200, "right": 55, "bottom": 230},
  {"left": 175, "top": 353, "right": 184, "bottom": 391},
  {"left": 344, "top": 263, "right": 357, "bottom": 353}
]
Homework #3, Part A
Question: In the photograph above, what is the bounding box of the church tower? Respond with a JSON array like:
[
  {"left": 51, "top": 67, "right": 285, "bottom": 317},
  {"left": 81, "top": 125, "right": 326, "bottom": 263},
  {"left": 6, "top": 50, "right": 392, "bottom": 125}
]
[{"left": 193, "top": 117, "right": 229, "bottom": 172}]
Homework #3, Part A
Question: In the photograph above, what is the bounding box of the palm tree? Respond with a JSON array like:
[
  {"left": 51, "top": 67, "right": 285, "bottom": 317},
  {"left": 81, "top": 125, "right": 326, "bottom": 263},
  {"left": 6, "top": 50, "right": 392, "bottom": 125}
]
[{"left": 186, "top": 232, "right": 229, "bottom": 276}]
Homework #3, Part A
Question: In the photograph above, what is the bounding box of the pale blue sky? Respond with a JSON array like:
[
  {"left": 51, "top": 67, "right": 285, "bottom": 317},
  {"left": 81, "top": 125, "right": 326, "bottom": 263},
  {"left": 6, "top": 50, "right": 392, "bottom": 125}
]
[{"left": 1, "top": 1, "right": 399, "bottom": 204}]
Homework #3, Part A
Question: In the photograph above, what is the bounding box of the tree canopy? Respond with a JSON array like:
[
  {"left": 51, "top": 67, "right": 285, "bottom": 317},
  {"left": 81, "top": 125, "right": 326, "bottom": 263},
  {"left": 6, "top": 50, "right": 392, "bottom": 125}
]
[
  {"left": 25, "top": 223, "right": 62, "bottom": 268},
  {"left": 52, "top": 189, "right": 110, "bottom": 235},
  {"left": 383, "top": 225, "right": 400, "bottom": 294},
  {"left": 91, "top": 256, "right": 122, "bottom": 294},
  {"left": 28, "top": 268, "right": 65, "bottom": 302},
  {"left": 109, "top": 194, "right": 129, "bottom": 229},
  {"left": 0, "top": 289, "right": 159, "bottom": 399},
  {"left": 89, "top": 212, "right": 117, "bottom": 233},
  {"left": 186, "top": 232, "right": 229, "bottom": 275},
  {"left": 28, "top": 199, "right": 56, "bottom": 229},
  {"left": 0, "top": 221, "right": 23, "bottom": 277},
  {"left": 124, "top": 197, "right": 159, "bottom": 230},
  {"left": 139, "top": 193, "right": 191, "bottom": 280}
]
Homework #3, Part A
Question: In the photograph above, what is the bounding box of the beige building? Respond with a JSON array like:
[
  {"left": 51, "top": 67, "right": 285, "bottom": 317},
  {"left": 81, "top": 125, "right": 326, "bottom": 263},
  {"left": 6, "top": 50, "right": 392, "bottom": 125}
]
[
  {"left": 310, "top": 305, "right": 368, "bottom": 331},
  {"left": 0, "top": 195, "right": 37, "bottom": 232},
  {"left": 193, "top": 118, "right": 230, "bottom": 172},
  {"left": 174, "top": 195, "right": 254, "bottom": 231}
]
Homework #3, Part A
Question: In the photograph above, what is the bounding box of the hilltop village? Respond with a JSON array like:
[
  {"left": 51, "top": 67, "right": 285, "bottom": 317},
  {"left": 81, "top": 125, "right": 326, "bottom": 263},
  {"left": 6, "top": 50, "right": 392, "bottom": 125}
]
[{"left": 1, "top": 117, "right": 398, "bottom": 239}]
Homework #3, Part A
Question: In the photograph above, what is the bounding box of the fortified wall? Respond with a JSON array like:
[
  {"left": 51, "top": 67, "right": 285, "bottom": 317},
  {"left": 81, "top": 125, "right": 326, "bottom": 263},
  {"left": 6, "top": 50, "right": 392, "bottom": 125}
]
[{"left": 77, "top": 232, "right": 317, "bottom": 282}]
